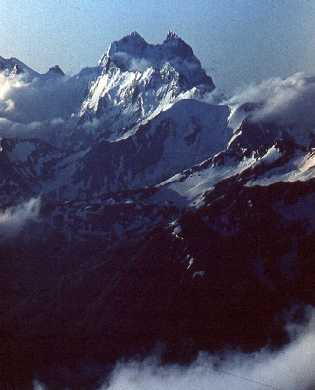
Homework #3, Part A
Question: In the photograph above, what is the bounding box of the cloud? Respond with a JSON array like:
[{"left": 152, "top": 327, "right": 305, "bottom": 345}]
[
  {"left": 227, "top": 73, "right": 315, "bottom": 130},
  {"left": 0, "top": 197, "right": 41, "bottom": 239},
  {"left": 98, "top": 308, "right": 315, "bottom": 390},
  {"left": 130, "top": 57, "right": 152, "bottom": 73},
  {"left": 33, "top": 379, "right": 47, "bottom": 390},
  {"left": 81, "top": 117, "right": 101, "bottom": 133},
  {"left": 111, "top": 51, "right": 152, "bottom": 72},
  {"left": 0, "top": 116, "right": 67, "bottom": 139},
  {"left": 0, "top": 70, "right": 90, "bottom": 139}
]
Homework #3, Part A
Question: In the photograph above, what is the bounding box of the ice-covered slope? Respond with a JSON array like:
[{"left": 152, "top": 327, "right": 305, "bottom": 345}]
[
  {"left": 79, "top": 32, "right": 215, "bottom": 140},
  {"left": 47, "top": 99, "right": 231, "bottom": 198},
  {"left": 155, "top": 153, "right": 257, "bottom": 207},
  {"left": 154, "top": 116, "right": 315, "bottom": 207}
]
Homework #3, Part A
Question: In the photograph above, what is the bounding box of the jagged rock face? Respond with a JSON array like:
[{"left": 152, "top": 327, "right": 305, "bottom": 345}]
[
  {"left": 62, "top": 100, "right": 231, "bottom": 197},
  {"left": 227, "top": 117, "right": 315, "bottom": 158},
  {"left": 79, "top": 32, "right": 215, "bottom": 139},
  {"left": 227, "top": 119, "right": 289, "bottom": 158},
  {"left": 101, "top": 31, "right": 213, "bottom": 89},
  {"left": 0, "top": 138, "right": 63, "bottom": 203}
]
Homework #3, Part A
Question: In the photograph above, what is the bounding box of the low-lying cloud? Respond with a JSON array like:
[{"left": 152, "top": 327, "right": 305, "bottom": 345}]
[
  {"left": 97, "top": 308, "right": 315, "bottom": 390},
  {"left": 0, "top": 70, "right": 92, "bottom": 139},
  {"left": 3, "top": 63, "right": 315, "bottom": 145},
  {"left": 0, "top": 197, "right": 41, "bottom": 239},
  {"left": 227, "top": 72, "right": 315, "bottom": 129}
]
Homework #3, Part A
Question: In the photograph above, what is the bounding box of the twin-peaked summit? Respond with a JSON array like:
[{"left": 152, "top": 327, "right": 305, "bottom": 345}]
[
  {"left": 80, "top": 31, "right": 215, "bottom": 138},
  {"left": 0, "top": 32, "right": 215, "bottom": 136},
  {"left": 98, "top": 31, "right": 214, "bottom": 90},
  {"left": 0, "top": 32, "right": 225, "bottom": 202}
]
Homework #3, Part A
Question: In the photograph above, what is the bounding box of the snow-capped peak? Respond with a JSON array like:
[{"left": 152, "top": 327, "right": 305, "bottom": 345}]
[
  {"left": 80, "top": 32, "right": 215, "bottom": 138},
  {"left": 99, "top": 31, "right": 148, "bottom": 67},
  {"left": 98, "top": 31, "right": 213, "bottom": 88}
]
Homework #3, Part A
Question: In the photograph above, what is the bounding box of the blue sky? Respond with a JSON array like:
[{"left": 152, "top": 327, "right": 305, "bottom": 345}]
[{"left": 1, "top": 0, "right": 315, "bottom": 92}]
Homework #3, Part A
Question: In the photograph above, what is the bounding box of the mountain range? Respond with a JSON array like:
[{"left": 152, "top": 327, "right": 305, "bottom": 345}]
[{"left": 0, "top": 32, "right": 315, "bottom": 389}]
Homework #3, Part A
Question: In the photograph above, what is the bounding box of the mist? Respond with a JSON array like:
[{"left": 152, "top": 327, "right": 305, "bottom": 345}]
[
  {"left": 31, "top": 308, "right": 315, "bottom": 390},
  {"left": 97, "top": 309, "right": 315, "bottom": 390},
  {"left": 0, "top": 70, "right": 92, "bottom": 139},
  {"left": 0, "top": 197, "right": 40, "bottom": 239},
  {"left": 227, "top": 73, "right": 315, "bottom": 131}
]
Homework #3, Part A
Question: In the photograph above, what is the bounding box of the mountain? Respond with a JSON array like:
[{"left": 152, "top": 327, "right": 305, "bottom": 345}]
[
  {"left": 44, "top": 65, "right": 65, "bottom": 78},
  {"left": 0, "top": 137, "right": 63, "bottom": 204},
  {"left": 0, "top": 56, "right": 67, "bottom": 81},
  {"left": 1, "top": 33, "right": 315, "bottom": 389},
  {"left": 0, "top": 56, "right": 40, "bottom": 79},
  {"left": 57, "top": 100, "right": 231, "bottom": 198},
  {"left": 0, "top": 33, "right": 225, "bottom": 200},
  {"left": 78, "top": 31, "right": 215, "bottom": 140}
]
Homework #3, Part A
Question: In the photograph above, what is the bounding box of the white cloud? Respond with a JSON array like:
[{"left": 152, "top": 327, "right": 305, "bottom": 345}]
[
  {"left": 0, "top": 197, "right": 41, "bottom": 239},
  {"left": 227, "top": 73, "right": 315, "bottom": 129},
  {"left": 0, "top": 70, "right": 91, "bottom": 139},
  {"left": 98, "top": 308, "right": 315, "bottom": 390},
  {"left": 111, "top": 51, "right": 152, "bottom": 72}
]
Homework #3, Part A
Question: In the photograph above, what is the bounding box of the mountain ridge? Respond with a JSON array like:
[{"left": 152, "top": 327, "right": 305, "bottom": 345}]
[{"left": 1, "top": 32, "right": 315, "bottom": 389}]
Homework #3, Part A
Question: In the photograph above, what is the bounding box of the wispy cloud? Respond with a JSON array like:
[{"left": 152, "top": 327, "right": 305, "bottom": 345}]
[
  {"left": 0, "top": 197, "right": 41, "bottom": 239},
  {"left": 227, "top": 73, "right": 315, "bottom": 130},
  {"left": 98, "top": 308, "right": 315, "bottom": 390},
  {"left": 0, "top": 70, "right": 89, "bottom": 139}
]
